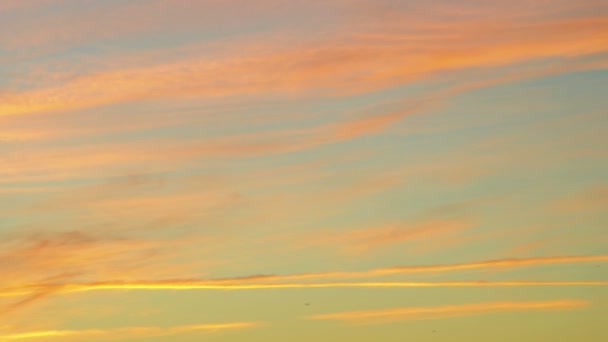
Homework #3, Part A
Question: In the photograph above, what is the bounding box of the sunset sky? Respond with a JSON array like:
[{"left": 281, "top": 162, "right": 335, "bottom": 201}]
[{"left": 1, "top": 0, "right": 607, "bottom": 341}]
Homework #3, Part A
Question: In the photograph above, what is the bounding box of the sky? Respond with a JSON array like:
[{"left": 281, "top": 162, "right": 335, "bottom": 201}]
[{"left": 0, "top": 0, "right": 607, "bottom": 341}]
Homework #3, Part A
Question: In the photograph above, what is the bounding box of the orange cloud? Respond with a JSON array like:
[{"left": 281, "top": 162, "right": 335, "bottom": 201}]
[
  {"left": 551, "top": 184, "right": 608, "bottom": 212},
  {"left": 307, "top": 299, "right": 589, "bottom": 324},
  {"left": 2, "top": 55, "right": 605, "bottom": 188},
  {"left": 206, "top": 254, "right": 608, "bottom": 284},
  {"left": 0, "top": 127, "right": 56, "bottom": 142},
  {"left": 2, "top": 280, "right": 606, "bottom": 299},
  {"left": 2, "top": 14, "right": 607, "bottom": 118},
  {"left": 0, "top": 289, "right": 61, "bottom": 319},
  {"left": 3, "top": 253, "right": 604, "bottom": 300},
  {"left": 0, "top": 98, "right": 433, "bottom": 185},
  {"left": 371, "top": 255, "right": 608, "bottom": 275},
  {"left": 505, "top": 237, "right": 558, "bottom": 256},
  {"left": 0, "top": 321, "right": 261, "bottom": 340},
  {"left": 0, "top": 230, "right": 213, "bottom": 293},
  {"left": 311, "top": 219, "right": 471, "bottom": 254}
]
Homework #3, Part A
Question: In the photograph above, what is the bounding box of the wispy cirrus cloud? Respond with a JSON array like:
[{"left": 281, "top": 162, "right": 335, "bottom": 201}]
[
  {"left": 0, "top": 100, "right": 430, "bottom": 182},
  {"left": 0, "top": 288, "right": 63, "bottom": 319},
  {"left": 207, "top": 254, "right": 608, "bottom": 284},
  {"left": 3, "top": 54, "right": 604, "bottom": 187},
  {"left": 0, "top": 230, "right": 215, "bottom": 292},
  {"left": 1, "top": 281, "right": 607, "bottom": 299},
  {"left": 2, "top": 252, "right": 605, "bottom": 297},
  {"left": 551, "top": 184, "right": 608, "bottom": 213},
  {"left": 2, "top": 13, "right": 607, "bottom": 117},
  {"left": 1, "top": 253, "right": 607, "bottom": 299},
  {"left": 295, "top": 218, "right": 473, "bottom": 254},
  {"left": 0, "top": 321, "right": 262, "bottom": 340},
  {"left": 0, "top": 233, "right": 183, "bottom": 317},
  {"left": 307, "top": 299, "right": 589, "bottom": 324}
]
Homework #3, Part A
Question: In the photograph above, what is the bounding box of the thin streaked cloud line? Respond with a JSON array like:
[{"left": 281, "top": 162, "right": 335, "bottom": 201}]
[
  {"left": 1, "top": 280, "right": 606, "bottom": 298},
  {"left": 0, "top": 321, "right": 262, "bottom": 340},
  {"left": 307, "top": 299, "right": 589, "bottom": 324},
  {"left": 183, "top": 254, "right": 608, "bottom": 283}
]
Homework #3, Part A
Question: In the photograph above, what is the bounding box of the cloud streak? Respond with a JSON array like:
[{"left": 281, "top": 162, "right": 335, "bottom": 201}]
[
  {"left": 0, "top": 321, "right": 261, "bottom": 340},
  {"left": 2, "top": 14, "right": 607, "bottom": 117},
  {"left": 2, "top": 52, "right": 604, "bottom": 186},
  {"left": 2, "top": 254, "right": 606, "bottom": 299},
  {"left": 1, "top": 280, "right": 606, "bottom": 299},
  {"left": 196, "top": 254, "right": 608, "bottom": 283},
  {"left": 552, "top": 185, "right": 608, "bottom": 212},
  {"left": 297, "top": 219, "right": 472, "bottom": 254},
  {"left": 0, "top": 230, "right": 216, "bottom": 294},
  {"left": 307, "top": 299, "right": 589, "bottom": 324}
]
